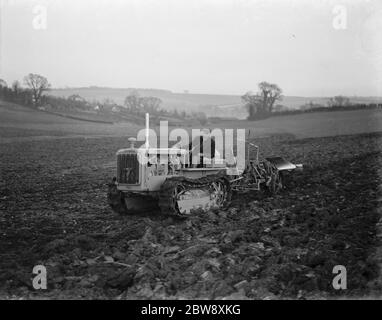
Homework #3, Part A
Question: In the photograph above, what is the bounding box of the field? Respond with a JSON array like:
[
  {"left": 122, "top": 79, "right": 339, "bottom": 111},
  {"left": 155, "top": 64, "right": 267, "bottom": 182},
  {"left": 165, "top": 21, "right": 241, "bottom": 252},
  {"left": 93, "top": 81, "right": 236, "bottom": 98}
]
[
  {"left": 1, "top": 101, "right": 381, "bottom": 142},
  {"left": 0, "top": 102, "right": 381, "bottom": 299},
  {"left": 50, "top": 88, "right": 242, "bottom": 115},
  {"left": 0, "top": 101, "right": 140, "bottom": 143},
  {"left": 226, "top": 109, "right": 382, "bottom": 139},
  {"left": 49, "top": 88, "right": 382, "bottom": 118}
]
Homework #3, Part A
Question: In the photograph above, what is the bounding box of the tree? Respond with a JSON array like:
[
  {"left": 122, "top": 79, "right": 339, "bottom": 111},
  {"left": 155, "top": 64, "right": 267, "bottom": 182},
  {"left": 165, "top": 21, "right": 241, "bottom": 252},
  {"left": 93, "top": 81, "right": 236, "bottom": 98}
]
[
  {"left": 242, "top": 91, "right": 262, "bottom": 119},
  {"left": 23, "top": 73, "right": 51, "bottom": 107},
  {"left": 12, "top": 81, "right": 21, "bottom": 95},
  {"left": 242, "top": 81, "right": 283, "bottom": 120},
  {"left": 142, "top": 96, "right": 161, "bottom": 113},
  {"left": 258, "top": 81, "right": 283, "bottom": 113},
  {"left": 0, "top": 79, "right": 7, "bottom": 88},
  {"left": 328, "top": 96, "right": 350, "bottom": 107},
  {"left": 124, "top": 92, "right": 163, "bottom": 116},
  {"left": 124, "top": 91, "right": 142, "bottom": 114}
]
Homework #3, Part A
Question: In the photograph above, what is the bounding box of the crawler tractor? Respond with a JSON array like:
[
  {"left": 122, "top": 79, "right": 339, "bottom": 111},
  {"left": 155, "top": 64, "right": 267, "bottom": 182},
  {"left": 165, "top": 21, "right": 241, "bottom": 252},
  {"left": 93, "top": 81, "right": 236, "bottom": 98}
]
[{"left": 108, "top": 114, "right": 302, "bottom": 217}]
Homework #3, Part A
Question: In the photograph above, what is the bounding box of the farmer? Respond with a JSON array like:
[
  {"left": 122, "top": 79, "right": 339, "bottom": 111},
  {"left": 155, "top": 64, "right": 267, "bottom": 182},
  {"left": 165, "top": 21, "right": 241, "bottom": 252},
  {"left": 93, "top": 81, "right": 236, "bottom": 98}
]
[{"left": 189, "top": 128, "right": 217, "bottom": 168}]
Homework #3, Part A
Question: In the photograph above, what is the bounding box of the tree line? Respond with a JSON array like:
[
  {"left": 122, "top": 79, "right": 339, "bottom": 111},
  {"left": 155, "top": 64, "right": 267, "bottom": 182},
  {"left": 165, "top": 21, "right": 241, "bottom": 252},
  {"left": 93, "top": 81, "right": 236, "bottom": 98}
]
[
  {"left": 0, "top": 74, "right": 208, "bottom": 124},
  {"left": 242, "top": 81, "right": 381, "bottom": 120},
  {"left": 0, "top": 74, "right": 50, "bottom": 108}
]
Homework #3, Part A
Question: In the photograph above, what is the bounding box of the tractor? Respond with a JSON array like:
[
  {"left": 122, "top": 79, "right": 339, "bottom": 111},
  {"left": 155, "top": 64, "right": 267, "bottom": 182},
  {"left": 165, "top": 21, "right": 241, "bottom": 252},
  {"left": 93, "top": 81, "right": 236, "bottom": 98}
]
[{"left": 107, "top": 114, "right": 302, "bottom": 217}]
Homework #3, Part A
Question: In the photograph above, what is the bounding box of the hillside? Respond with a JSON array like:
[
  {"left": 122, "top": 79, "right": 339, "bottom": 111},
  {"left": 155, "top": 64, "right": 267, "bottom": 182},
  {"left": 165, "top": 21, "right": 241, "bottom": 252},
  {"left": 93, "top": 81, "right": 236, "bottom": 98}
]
[
  {"left": 49, "top": 88, "right": 241, "bottom": 115},
  {"left": 49, "top": 87, "right": 382, "bottom": 119},
  {"left": 0, "top": 100, "right": 141, "bottom": 141},
  {"left": 1, "top": 99, "right": 381, "bottom": 143}
]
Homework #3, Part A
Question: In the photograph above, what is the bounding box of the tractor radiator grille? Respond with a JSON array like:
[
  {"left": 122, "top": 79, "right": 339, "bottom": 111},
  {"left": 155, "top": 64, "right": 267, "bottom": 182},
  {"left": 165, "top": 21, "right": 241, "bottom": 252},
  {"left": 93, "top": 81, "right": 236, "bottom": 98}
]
[{"left": 117, "top": 153, "right": 139, "bottom": 184}]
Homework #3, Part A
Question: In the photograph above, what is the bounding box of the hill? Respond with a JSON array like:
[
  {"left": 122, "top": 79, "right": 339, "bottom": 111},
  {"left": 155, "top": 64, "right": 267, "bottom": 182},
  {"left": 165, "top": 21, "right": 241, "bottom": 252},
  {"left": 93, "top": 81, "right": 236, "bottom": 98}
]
[
  {"left": 49, "top": 87, "right": 382, "bottom": 119},
  {"left": 49, "top": 87, "right": 241, "bottom": 115},
  {"left": 1, "top": 99, "right": 381, "bottom": 143},
  {"left": 0, "top": 100, "right": 141, "bottom": 141}
]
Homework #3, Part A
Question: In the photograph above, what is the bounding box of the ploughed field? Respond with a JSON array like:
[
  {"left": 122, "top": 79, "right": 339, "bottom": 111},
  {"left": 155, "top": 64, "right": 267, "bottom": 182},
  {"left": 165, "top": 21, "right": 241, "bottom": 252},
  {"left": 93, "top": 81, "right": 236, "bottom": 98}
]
[{"left": 0, "top": 132, "right": 381, "bottom": 299}]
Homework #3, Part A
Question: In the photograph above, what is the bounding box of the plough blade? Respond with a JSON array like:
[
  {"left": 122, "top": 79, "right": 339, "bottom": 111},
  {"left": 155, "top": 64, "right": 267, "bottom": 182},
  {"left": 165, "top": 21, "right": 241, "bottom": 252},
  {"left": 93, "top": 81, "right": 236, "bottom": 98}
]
[{"left": 266, "top": 157, "right": 303, "bottom": 171}]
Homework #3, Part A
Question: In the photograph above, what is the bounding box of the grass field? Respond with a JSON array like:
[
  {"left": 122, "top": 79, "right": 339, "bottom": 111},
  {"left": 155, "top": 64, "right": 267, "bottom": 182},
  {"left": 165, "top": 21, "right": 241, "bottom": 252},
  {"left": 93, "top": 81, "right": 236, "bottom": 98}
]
[
  {"left": 227, "top": 109, "right": 382, "bottom": 139},
  {"left": 1, "top": 100, "right": 381, "bottom": 142},
  {"left": 0, "top": 101, "right": 140, "bottom": 142}
]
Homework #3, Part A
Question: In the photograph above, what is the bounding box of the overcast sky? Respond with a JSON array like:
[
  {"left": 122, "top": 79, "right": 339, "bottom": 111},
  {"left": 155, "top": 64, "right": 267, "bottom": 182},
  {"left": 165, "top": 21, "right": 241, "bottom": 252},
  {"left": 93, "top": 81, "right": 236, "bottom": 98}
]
[{"left": 0, "top": 0, "right": 381, "bottom": 96}]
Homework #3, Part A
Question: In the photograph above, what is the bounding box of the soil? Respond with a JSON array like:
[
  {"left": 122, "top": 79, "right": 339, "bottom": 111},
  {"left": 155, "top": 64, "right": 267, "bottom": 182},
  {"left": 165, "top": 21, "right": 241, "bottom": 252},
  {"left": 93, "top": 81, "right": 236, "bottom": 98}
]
[{"left": 0, "top": 132, "right": 381, "bottom": 299}]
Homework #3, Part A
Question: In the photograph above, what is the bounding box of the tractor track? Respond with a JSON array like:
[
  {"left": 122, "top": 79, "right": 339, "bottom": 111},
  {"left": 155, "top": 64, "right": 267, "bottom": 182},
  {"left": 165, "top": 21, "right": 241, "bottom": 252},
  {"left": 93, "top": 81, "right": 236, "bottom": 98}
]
[{"left": 158, "top": 173, "right": 232, "bottom": 217}]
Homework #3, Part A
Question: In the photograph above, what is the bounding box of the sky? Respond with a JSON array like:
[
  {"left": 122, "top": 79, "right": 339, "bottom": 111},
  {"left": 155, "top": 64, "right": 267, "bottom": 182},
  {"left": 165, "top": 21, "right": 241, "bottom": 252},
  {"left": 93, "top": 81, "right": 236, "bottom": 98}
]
[{"left": 0, "top": 0, "right": 381, "bottom": 96}]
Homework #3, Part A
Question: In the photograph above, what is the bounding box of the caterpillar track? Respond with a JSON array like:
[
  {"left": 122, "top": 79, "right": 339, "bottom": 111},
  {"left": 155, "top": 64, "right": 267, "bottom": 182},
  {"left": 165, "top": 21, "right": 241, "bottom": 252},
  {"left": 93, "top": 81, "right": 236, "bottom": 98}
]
[
  {"left": 158, "top": 174, "right": 232, "bottom": 217},
  {"left": 107, "top": 185, "right": 160, "bottom": 215},
  {"left": 107, "top": 174, "right": 232, "bottom": 217},
  {"left": 107, "top": 183, "right": 128, "bottom": 214}
]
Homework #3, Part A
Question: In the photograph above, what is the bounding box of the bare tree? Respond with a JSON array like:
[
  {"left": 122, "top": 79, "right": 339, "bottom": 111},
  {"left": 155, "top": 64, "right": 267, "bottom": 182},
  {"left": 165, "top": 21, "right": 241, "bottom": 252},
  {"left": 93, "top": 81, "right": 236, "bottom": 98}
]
[
  {"left": 142, "top": 96, "right": 161, "bottom": 113},
  {"left": 328, "top": 95, "right": 350, "bottom": 107},
  {"left": 124, "top": 91, "right": 142, "bottom": 113},
  {"left": 124, "top": 92, "right": 163, "bottom": 115},
  {"left": 23, "top": 73, "right": 51, "bottom": 107},
  {"left": 242, "top": 91, "right": 262, "bottom": 119},
  {"left": 242, "top": 81, "right": 283, "bottom": 119},
  {"left": 258, "top": 81, "right": 283, "bottom": 113},
  {"left": 12, "top": 81, "right": 21, "bottom": 95},
  {"left": 0, "top": 79, "right": 7, "bottom": 87}
]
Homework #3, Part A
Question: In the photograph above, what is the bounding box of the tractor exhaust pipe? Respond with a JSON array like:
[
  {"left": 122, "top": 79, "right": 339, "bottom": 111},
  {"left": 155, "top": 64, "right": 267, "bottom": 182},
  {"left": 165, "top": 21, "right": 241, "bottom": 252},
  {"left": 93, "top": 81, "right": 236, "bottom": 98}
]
[{"left": 145, "top": 113, "right": 149, "bottom": 149}]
